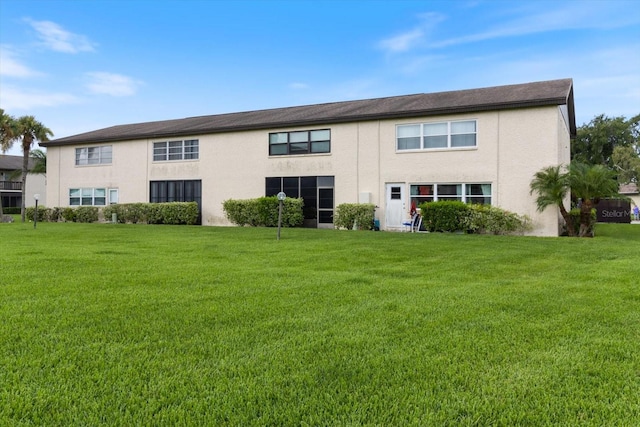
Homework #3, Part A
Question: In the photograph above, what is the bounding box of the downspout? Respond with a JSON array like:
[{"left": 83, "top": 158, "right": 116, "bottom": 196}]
[
  {"left": 495, "top": 112, "right": 500, "bottom": 206},
  {"left": 356, "top": 123, "right": 359, "bottom": 200}
]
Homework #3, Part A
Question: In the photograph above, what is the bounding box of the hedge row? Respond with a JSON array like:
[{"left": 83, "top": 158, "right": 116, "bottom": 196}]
[
  {"left": 333, "top": 203, "right": 376, "bottom": 230},
  {"left": 25, "top": 206, "right": 99, "bottom": 223},
  {"left": 223, "top": 196, "right": 304, "bottom": 227},
  {"left": 419, "top": 201, "right": 531, "bottom": 235},
  {"left": 23, "top": 202, "right": 199, "bottom": 225},
  {"left": 103, "top": 202, "right": 199, "bottom": 225}
]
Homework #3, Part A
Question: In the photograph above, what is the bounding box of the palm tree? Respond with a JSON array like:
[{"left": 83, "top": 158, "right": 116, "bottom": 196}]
[
  {"left": 13, "top": 116, "right": 53, "bottom": 222},
  {"left": 529, "top": 165, "right": 575, "bottom": 236},
  {"left": 30, "top": 149, "right": 47, "bottom": 175},
  {"left": 0, "top": 109, "right": 16, "bottom": 218},
  {"left": 569, "top": 162, "right": 620, "bottom": 237},
  {"left": 0, "top": 109, "right": 15, "bottom": 152}
]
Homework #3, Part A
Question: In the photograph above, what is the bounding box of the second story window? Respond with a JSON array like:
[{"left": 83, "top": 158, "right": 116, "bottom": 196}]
[
  {"left": 153, "top": 139, "right": 199, "bottom": 161},
  {"left": 269, "top": 129, "right": 330, "bottom": 156},
  {"left": 75, "top": 146, "right": 112, "bottom": 166},
  {"left": 397, "top": 120, "right": 477, "bottom": 151}
]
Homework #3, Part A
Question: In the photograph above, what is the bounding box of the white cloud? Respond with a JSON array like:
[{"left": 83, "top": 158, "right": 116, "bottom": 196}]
[
  {"left": 378, "top": 28, "right": 424, "bottom": 53},
  {"left": 377, "top": 3, "right": 640, "bottom": 53},
  {"left": 25, "top": 19, "right": 96, "bottom": 53},
  {"left": 84, "top": 72, "right": 142, "bottom": 97},
  {"left": 430, "top": 2, "right": 640, "bottom": 49},
  {"left": 0, "top": 85, "right": 81, "bottom": 110},
  {"left": 378, "top": 12, "right": 446, "bottom": 53},
  {"left": 289, "top": 82, "right": 309, "bottom": 90},
  {"left": 0, "top": 45, "right": 42, "bottom": 78}
]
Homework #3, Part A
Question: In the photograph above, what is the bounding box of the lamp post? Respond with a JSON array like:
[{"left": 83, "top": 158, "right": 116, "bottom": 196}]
[
  {"left": 276, "top": 191, "right": 286, "bottom": 240},
  {"left": 33, "top": 194, "right": 40, "bottom": 229}
]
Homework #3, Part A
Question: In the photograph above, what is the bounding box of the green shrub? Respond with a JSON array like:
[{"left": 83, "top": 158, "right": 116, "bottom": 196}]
[
  {"left": 102, "top": 204, "right": 117, "bottom": 223},
  {"left": 2, "top": 207, "right": 20, "bottom": 215},
  {"left": 222, "top": 199, "right": 253, "bottom": 226},
  {"left": 256, "top": 197, "right": 279, "bottom": 226},
  {"left": 125, "top": 203, "right": 147, "bottom": 224},
  {"left": 419, "top": 201, "right": 471, "bottom": 232},
  {"left": 24, "top": 206, "right": 48, "bottom": 222},
  {"left": 223, "top": 197, "right": 304, "bottom": 227},
  {"left": 47, "top": 207, "right": 64, "bottom": 222},
  {"left": 75, "top": 206, "right": 99, "bottom": 223},
  {"left": 103, "top": 204, "right": 130, "bottom": 223},
  {"left": 61, "top": 207, "right": 76, "bottom": 222},
  {"left": 467, "top": 205, "right": 532, "bottom": 235},
  {"left": 334, "top": 203, "right": 376, "bottom": 230},
  {"left": 104, "top": 202, "right": 199, "bottom": 225},
  {"left": 145, "top": 203, "right": 163, "bottom": 224},
  {"left": 160, "top": 202, "right": 199, "bottom": 225},
  {"left": 419, "top": 202, "right": 531, "bottom": 234}
]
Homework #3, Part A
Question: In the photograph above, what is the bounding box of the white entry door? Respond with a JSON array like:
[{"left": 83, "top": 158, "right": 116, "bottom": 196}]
[{"left": 385, "top": 183, "right": 406, "bottom": 229}]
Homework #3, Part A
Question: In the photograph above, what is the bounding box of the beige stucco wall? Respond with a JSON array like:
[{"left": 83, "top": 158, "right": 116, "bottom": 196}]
[
  {"left": 45, "top": 104, "right": 571, "bottom": 236},
  {"left": 25, "top": 173, "right": 46, "bottom": 207}
]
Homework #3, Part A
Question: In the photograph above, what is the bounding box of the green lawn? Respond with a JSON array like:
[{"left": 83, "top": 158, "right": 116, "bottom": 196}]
[{"left": 1, "top": 222, "right": 639, "bottom": 425}]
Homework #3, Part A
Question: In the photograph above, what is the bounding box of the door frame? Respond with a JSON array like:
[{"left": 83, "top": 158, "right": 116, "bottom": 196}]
[{"left": 385, "top": 182, "right": 406, "bottom": 230}]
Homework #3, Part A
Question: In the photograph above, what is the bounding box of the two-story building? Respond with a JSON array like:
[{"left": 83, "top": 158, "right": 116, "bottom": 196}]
[{"left": 41, "top": 78, "right": 576, "bottom": 236}]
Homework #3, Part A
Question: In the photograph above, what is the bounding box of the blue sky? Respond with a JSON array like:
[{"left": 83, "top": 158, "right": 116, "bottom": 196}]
[{"left": 1, "top": 0, "right": 639, "bottom": 156}]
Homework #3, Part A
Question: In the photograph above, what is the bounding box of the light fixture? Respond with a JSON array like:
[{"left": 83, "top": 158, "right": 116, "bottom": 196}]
[
  {"left": 33, "top": 194, "right": 40, "bottom": 229},
  {"left": 277, "top": 192, "right": 286, "bottom": 240}
]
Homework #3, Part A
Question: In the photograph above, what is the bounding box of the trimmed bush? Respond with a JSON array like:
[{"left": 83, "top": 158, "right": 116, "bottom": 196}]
[
  {"left": 103, "top": 202, "right": 199, "bottom": 225},
  {"left": 222, "top": 199, "right": 254, "bottom": 226},
  {"left": 419, "top": 201, "right": 471, "bottom": 232},
  {"left": 2, "top": 207, "right": 20, "bottom": 215},
  {"left": 420, "top": 201, "right": 531, "bottom": 234},
  {"left": 24, "top": 206, "right": 48, "bottom": 222},
  {"left": 75, "top": 206, "right": 99, "bottom": 223},
  {"left": 467, "top": 204, "right": 532, "bottom": 235},
  {"left": 334, "top": 203, "right": 376, "bottom": 230},
  {"left": 61, "top": 207, "right": 77, "bottom": 222},
  {"left": 19, "top": 203, "right": 197, "bottom": 225},
  {"left": 47, "top": 207, "right": 64, "bottom": 222},
  {"left": 223, "top": 197, "right": 304, "bottom": 227},
  {"left": 160, "top": 202, "right": 199, "bottom": 225}
]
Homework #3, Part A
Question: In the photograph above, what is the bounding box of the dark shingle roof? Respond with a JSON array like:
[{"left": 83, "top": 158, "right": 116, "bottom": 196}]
[
  {"left": 42, "top": 78, "right": 575, "bottom": 147},
  {"left": 0, "top": 154, "right": 35, "bottom": 171}
]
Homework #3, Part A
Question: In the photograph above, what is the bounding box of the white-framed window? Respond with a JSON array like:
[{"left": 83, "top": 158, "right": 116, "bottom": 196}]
[
  {"left": 109, "top": 189, "right": 119, "bottom": 204},
  {"left": 397, "top": 120, "right": 477, "bottom": 151},
  {"left": 69, "top": 188, "right": 107, "bottom": 206},
  {"left": 75, "top": 146, "right": 112, "bottom": 165},
  {"left": 410, "top": 183, "right": 491, "bottom": 206},
  {"left": 153, "top": 139, "right": 199, "bottom": 161}
]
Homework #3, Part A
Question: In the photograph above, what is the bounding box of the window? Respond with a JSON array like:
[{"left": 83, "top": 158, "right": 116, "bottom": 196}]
[
  {"left": 410, "top": 185, "right": 434, "bottom": 205},
  {"left": 69, "top": 187, "right": 108, "bottom": 206},
  {"left": 153, "top": 140, "right": 199, "bottom": 161},
  {"left": 410, "top": 183, "right": 491, "bottom": 206},
  {"left": 397, "top": 120, "right": 476, "bottom": 151},
  {"left": 150, "top": 180, "right": 202, "bottom": 224},
  {"left": 390, "top": 186, "right": 402, "bottom": 200},
  {"left": 75, "top": 146, "right": 112, "bottom": 165},
  {"left": 437, "top": 184, "right": 462, "bottom": 201},
  {"left": 266, "top": 176, "right": 335, "bottom": 227},
  {"left": 109, "top": 189, "right": 119, "bottom": 204},
  {"left": 269, "top": 129, "right": 330, "bottom": 156}
]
